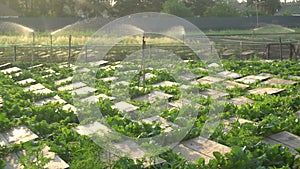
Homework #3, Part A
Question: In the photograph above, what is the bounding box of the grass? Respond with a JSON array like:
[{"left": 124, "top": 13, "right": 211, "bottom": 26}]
[
  {"left": 0, "top": 28, "right": 300, "bottom": 46},
  {"left": 203, "top": 28, "right": 300, "bottom": 35}
]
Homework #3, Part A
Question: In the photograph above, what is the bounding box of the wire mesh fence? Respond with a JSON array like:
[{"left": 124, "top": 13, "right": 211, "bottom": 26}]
[{"left": 0, "top": 33, "right": 299, "bottom": 63}]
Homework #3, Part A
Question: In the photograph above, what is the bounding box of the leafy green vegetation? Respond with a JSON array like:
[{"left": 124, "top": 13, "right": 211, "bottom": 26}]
[{"left": 0, "top": 58, "right": 299, "bottom": 168}]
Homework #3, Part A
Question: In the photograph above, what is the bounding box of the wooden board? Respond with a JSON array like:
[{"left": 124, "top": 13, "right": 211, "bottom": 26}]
[
  {"left": 235, "top": 75, "right": 271, "bottom": 84},
  {"left": 247, "top": 88, "right": 285, "bottom": 95},
  {"left": 207, "top": 63, "right": 220, "bottom": 68},
  {"left": 62, "top": 104, "right": 77, "bottom": 114},
  {"left": 34, "top": 95, "right": 67, "bottom": 107},
  {"left": 42, "top": 146, "right": 70, "bottom": 169},
  {"left": 16, "top": 78, "right": 36, "bottom": 85},
  {"left": 24, "top": 83, "right": 45, "bottom": 92},
  {"left": 81, "top": 94, "right": 115, "bottom": 104},
  {"left": 200, "top": 89, "right": 229, "bottom": 99},
  {"left": 1, "top": 152, "right": 23, "bottom": 169},
  {"left": 173, "top": 144, "right": 210, "bottom": 163},
  {"left": 218, "top": 71, "right": 241, "bottom": 79},
  {"left": 179, "top": 72, "right": 201, "bottom": 81},
  {"left": 112, "top": 101, "right": 139, "bottom": 113},
  {"left": 0, "top": 67, "right": 21, "bottom": 74},
  {"left": 174, "top": 136, "right": 231, "bottom": 164},
  {"left": 181, "top": 136, "right": 231, "bottom": 158},
  {"left": 226, "top": 81, "right": 249, "bottom": 89},
  {"left": 112, "top": 81, "right": 130, "bottom": 87},
  {"left": 54, "top": 77, "right": 73, "bottom": 86},
  {"left": 76, "top": 68, "right": 90, "bottom": 73},
  {"left": 223, "top": 117, "right": 255, "bottom": 134},
  {"left": 241, "top": 50, "right": 254, "bottom": 56},
  {"left": 143, "top": 73, "right": 156, "bottom": 80},
  {"left": 197, "top": 76, "right": 224, "bottom": 85},
  {"left": 33, "top": 88, "right": 53, "bottom": 94},
  {"left": 226, "top": 96, "right": 254, "bottom": 106},
  {"left": 0, "top": 63, "right": 12, "bottom": 70},
  {"left": 134, "top": 91, "right": 173, "bottom": 104},
  {"left": 89, "top": 60, "right": 109, "bottom": 67},
  {"left": 44, "top": 68, "right": 56, "bottom": 74},
  {"left": 100, "top": 76, "right": 118, "bottom": 82},
  {"left": 74, "top": 122, "right": 112, "bottom": 136},
  {"left": 223, "top": 117, "right": 254, "bottom": 125},
  {"left": 263, "top": 131, "right": 300, "bottom": 154},
  {"left": 28, "top": 64, "right": 43, "bottom": 70},
  {"left": 0, "top": 134, "right": 9, "bottom": 146},
  {"left": 112, "top": 139, "right": 166, "bottom": 167},
  {"left": 153, "top": 81, "right": 179, "bottom": 88},
  {"left": 295, "top": 110, "right": 300, "bottom": 117},
  {"left": 288, "top": 75, "right": 300, "bottom": 80},
  {"left": 142, "top": 116, "right": 177, "bottom": 132},
  {"left": 113, "top": 139, "right": 147, "bottom": 159},
  {"left": 71, "top": 86, "right": 97, "bottom": 95},
  {"left": 0, "top": 125, "right": 38, "bottom": 146},
  {"left": 58, "top": 82, "right": 87, "bottom": 91},
  {"left": 168, "top": 99, "right": 200, "bottom": 109},
  {"left": 0, "top": 96, "right": 3, "bottom": 107},
  {"left": 261, "top": 78, "right": 297, "bottom": 86},
  {"left": 2, "top": 146, "right": 69, "bottom": 169}
]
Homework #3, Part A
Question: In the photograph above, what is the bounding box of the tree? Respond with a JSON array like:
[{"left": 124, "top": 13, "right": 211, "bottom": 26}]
[
  {"left": 247, "top": 0, "right": 281, "bottom": 15},
  {"left": 75, "top": 0, "right": 110, "bottom": 18},
  {"left": 204, "top": 0, "right": 241, "bottom": 17},
  {"left": 184, "top": 0, "right": 215, "bottom": 16},
  {"left": 162, "top": 0, "right": 194, "bottom": 17},
  {"left": 263, "top": 0, "right": 281, "bottom": 15},
  {"left": 143, "top": 0, "right": 166, "bottom": 12},
  {"left": 110, "top": 0, "right": 144, "bottom": 17}
]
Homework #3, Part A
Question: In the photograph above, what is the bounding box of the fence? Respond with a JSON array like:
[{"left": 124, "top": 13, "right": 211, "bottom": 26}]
[
  {"left": 1, "top": 16, "right": 300, "bottom": 32},
  {"left": 0, "top": 33, "right": 299, "bottom": 63}
]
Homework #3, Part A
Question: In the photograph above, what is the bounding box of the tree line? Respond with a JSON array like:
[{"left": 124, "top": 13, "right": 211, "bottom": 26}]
[{"left": 0, "top": 0, "right": 284, "bottom": 18}]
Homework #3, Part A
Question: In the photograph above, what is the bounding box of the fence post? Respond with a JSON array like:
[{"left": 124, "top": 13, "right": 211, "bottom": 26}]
[
  {"left": 50, "top": 34, "right": 53, "bottom": 62},
  {"left": 14, "top": 46, "right": 17, "bottom": 62},
  {"left": 267, "top": 44, "right": 270, "bottom": 59},
  {"left": 210, "top": 42, "right": 213, "bottom": 56},
  {"left": 68, "top": 35, "right": 72, "bottom": 67},
  {"left": 85, "top": 45, "right": 88, "bottom": 62},
  {"left": 31, "top": 32, "right": 35, "bottom": 62},
  {"left": 289, "top": 44, "right": 293, "bottom": 60},
  {"left": 279, "top": 37, "right": 283, "bottom": 61},
  {"left": 295, "top": 41, "right": 300, "bottom": 61},
  {"left": 240, "top": 41, "right": 243, "bottom": 56}
]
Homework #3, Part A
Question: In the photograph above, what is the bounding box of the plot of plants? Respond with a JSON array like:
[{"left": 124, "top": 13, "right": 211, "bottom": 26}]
[{"left": 0, "top": 57, "right": 300, "bottom": 168}]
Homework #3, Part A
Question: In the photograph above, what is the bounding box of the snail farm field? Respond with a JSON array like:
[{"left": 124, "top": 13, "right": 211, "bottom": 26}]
[{"left": 0, "top": 55, "right": 299, "bottom": 168}]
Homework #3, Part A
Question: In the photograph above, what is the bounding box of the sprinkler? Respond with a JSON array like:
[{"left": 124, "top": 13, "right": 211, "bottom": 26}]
[{"left": 138, "top": 34, "right": 146, "bottom": 89}]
